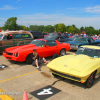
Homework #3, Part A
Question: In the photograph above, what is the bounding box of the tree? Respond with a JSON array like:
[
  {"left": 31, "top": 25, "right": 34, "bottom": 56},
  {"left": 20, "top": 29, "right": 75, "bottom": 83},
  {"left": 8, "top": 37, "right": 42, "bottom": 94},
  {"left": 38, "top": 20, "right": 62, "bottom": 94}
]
[
  {"left": 80, "top": 26, "right": 85, "bottom": 32},
  {"left": 4, "top": 17, "right": 18, "bottom": 30},
  {"left": 43, "top": 25, "right": 54, "bottom": 33},
  {"left": 72, "top": 24, "right": 76, "bottom": 28},
  {"left": 71, "top": 24, "right": 79, "bottom": 34},
  {"left": 18, "top": 25, "right": 28, "bottom": 30},
  {"left": 38, "top": 25, "right": 44, "bottom": 32},
  {"left": 66, "top": 26, "right": 76, "bottom": 33},
  {"left": 54, "top": 23, "right": 66, "bottom": 33},
  {"left": 29, "top": 25, "right": 39, "bottom": 31},
  {"left": 85, "top": 26, "right": 95, "bottom": 35},
  {"left": 54, "top": 24, "right": 58, "bottom": 32}
]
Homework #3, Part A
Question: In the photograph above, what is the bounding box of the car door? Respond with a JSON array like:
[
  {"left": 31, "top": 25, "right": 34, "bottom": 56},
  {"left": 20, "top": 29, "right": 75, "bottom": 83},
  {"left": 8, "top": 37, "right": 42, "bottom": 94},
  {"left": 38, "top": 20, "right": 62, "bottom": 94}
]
[
  {"left": 42, "top": 41, "right": 58, "bottom": 57},
  {"left": 2, "top": 34, "right": 14, "bottom": 51},
  {"left": 13, "top": 34, "right": 24, "bottom": 46}
]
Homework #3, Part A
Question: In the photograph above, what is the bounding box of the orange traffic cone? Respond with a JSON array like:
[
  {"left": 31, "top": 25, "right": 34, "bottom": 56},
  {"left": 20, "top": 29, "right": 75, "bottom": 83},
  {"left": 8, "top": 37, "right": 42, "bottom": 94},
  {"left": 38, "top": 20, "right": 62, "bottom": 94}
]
[{"left": 22, "top": 91, "right": 29, "bottom": 100}]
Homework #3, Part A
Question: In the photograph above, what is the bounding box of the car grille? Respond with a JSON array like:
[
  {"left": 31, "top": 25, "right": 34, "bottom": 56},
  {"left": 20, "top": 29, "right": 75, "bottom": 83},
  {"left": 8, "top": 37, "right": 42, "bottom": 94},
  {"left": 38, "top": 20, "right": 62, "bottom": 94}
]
[
  {"left": 51, "top": 70, "right": 81, "bottom": 81},
  {"left": 6, "top": 57, "right": 11, "bottom": 59},
  {"left": 6, "top": 52, "right": 13, "bottom": 56}
]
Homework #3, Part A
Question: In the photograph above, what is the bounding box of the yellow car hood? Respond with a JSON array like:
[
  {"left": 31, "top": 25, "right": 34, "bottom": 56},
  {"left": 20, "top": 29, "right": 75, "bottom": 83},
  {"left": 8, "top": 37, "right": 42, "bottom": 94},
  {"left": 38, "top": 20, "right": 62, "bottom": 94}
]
[{"left": 47, "top": 54, "right": 95, "bottom": 76}]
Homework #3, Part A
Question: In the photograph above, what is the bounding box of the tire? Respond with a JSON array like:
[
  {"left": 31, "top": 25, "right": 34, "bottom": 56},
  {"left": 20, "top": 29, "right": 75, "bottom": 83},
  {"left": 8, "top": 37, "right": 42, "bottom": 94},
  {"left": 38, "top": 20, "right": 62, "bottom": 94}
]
[
  {"left": 60, "top": 49, "right": 66, "bottom": 56},
  {"left": 25, "top": 53, "right": 33, "bottom": 64},
  {"left": 85, "top": 72, "right": 95, "bottom": 88},
  {"left": 52, "top": 73, "right": 58, "bottom": 78}
]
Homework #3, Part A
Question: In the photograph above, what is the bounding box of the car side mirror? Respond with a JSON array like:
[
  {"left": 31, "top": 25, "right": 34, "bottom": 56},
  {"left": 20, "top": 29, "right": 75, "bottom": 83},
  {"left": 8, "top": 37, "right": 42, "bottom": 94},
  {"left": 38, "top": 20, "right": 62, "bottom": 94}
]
[{"left": 46, "top": 45, "right": 49, "bottom": 48}]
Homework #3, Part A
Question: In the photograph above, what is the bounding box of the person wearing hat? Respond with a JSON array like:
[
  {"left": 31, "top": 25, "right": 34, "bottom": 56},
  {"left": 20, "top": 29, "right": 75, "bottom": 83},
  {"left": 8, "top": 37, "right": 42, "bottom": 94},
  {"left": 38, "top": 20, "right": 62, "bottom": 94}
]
[{"left": 32, "top": 49, "right": 48, "bottom": 71}]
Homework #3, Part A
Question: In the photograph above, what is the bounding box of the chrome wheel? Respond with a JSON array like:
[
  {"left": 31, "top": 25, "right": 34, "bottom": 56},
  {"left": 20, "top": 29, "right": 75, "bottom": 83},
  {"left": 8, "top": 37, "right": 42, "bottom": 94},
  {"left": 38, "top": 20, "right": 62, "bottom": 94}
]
[
  {"left": 85, "top": 73, "right": 95, "bottom": 88},
  {"left": 60, "top": 49, "right": 66, "bottom": 56}
]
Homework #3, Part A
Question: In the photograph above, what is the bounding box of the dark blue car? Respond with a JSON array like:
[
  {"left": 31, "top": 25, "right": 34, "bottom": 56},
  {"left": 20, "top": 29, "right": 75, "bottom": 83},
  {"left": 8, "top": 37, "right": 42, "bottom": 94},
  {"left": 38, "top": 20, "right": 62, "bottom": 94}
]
[{"left": 65, "top": 37, "right": 100, "bottom": 50}]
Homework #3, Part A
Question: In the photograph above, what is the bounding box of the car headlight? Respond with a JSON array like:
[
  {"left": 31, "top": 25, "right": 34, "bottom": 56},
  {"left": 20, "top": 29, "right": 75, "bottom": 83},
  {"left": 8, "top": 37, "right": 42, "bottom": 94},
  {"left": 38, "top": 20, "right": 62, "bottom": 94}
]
[
  {"left": 75, "top": 45, "right": 78, "bottom": 48},
  {"left": 13, "top": 52, "right": 19, "bottom": 57},
  {"left": 16, "top": 52, "right": 19, "bottom": 57}
]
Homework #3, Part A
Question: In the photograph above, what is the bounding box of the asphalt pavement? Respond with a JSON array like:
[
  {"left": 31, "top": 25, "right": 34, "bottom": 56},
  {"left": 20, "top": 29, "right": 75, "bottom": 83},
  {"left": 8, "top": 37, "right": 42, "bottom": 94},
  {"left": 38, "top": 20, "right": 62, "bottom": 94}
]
[{"left": 0, "top": 51, "right": 100, "bottom": 100}]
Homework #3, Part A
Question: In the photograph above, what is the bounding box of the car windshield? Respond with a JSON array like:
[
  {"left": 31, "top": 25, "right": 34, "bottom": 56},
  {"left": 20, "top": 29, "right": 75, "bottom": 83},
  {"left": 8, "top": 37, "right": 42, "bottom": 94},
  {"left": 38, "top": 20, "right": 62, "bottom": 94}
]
[
  {"left": 73, "top": 38, "right": 86, "bottom": 42},
  {"left": 45, "top": 35, "right": 57, "bottom": 39},
  {"left": 0, "top": 34, "right": 3, "bottom": 40},
  {"left": 76, "top": 47, "right": 100, "bottom": 58},
  {"left": 72, "top": 35, "right": 79, "bottom": 38},
  {"left": 30, "top": 40, "right": 45, "bottom": 47}
]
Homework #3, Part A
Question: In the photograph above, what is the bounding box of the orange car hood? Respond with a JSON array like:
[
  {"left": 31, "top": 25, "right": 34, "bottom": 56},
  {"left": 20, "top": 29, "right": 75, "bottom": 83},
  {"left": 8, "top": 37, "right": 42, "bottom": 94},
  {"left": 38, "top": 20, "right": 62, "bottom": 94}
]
[{"left": 6, "top": 44, "right": 37, "bottom": 53}]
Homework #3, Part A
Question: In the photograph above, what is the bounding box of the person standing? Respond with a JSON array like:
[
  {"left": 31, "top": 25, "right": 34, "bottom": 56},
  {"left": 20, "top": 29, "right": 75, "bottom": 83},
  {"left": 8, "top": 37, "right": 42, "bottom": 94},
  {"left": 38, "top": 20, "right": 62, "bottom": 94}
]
[{"left": 65, "top": 32, "right": 68, "bottom": 38}]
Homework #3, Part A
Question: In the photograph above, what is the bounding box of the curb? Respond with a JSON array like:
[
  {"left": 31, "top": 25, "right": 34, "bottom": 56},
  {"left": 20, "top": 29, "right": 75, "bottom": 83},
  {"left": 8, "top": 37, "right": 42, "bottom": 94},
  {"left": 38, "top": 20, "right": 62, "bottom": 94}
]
[{"left": 0, "top": 89, "right": 13, "bottom": 100}]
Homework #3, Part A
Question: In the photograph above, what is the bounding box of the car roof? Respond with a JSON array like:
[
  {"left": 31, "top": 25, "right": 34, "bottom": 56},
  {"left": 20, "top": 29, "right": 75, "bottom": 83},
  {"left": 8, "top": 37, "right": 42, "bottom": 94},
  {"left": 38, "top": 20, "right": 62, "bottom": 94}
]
[
  {"left": 81, "top": 45, "right": 100, "bottom": 50},
  {"left": 0, "top": 31, "right": 33, "bottom": 38}
]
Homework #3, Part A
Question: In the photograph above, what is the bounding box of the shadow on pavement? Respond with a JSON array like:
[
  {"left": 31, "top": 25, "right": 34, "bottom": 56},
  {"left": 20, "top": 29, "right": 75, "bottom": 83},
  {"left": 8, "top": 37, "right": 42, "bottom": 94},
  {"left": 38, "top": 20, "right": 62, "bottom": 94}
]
[{"left": 52, "top": 75, "right": 100, "bottom": 89}]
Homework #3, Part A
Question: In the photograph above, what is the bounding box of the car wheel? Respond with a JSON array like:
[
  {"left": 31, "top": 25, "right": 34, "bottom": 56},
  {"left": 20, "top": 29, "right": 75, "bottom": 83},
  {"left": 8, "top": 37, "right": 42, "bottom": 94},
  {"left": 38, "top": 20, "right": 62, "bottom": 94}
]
[
  {"left": 52, "top": 73, "right": 58, "bottom": 77},
  {"left": 60, "top": 49, "right": 66, "bottom": 56},
  {"left": 26, "top": 53, "right": 33, "bottom": 64},
  {"left": 85, "top": 72, "right": 95, "bottom": 88}
]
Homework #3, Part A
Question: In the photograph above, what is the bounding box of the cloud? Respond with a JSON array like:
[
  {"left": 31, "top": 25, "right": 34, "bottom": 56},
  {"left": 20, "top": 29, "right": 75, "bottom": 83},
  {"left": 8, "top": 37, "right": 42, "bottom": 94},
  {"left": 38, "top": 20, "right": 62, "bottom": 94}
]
[
  {"left": 0, "top": 5, "right": 17, "bottom": 10},
  {"left": 16, "top": 13, "right": 100, "bottom": 29},
  {"left": 85, "top": 5, "right": 100, "bottom": 13},
  {"left": 0, "top": 18, "right": 7, "bottom": 20},
  {"left": 0, "top": 13, "right": 100, "bottom": 29}
]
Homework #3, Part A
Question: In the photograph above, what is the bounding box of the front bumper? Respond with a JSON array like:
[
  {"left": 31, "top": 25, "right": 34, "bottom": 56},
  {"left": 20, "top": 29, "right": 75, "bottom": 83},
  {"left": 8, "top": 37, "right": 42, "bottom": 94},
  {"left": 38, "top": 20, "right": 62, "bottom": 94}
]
[
  {"left": 50, "top": 69, "right": 87, "bottom": 83},
  {"left": 3, "top": 52, "right": 24, "bottom": 62},
  {"left": 70, "top": 45, "right": 78, "bottom": 50}
]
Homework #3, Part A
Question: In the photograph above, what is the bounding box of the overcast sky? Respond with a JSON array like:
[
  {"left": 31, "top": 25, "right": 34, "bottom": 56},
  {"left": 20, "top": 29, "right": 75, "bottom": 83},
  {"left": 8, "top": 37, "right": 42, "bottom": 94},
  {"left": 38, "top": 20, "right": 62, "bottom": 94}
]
[{"left": 0, "top": 0, "right": 100, "bottom": 29}]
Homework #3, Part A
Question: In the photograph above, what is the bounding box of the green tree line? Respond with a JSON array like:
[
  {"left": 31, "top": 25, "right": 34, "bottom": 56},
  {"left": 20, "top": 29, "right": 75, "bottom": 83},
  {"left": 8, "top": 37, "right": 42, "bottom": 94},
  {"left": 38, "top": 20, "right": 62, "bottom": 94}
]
[{"left": 0, "top": 17, "right": 100, "bottom": 35}]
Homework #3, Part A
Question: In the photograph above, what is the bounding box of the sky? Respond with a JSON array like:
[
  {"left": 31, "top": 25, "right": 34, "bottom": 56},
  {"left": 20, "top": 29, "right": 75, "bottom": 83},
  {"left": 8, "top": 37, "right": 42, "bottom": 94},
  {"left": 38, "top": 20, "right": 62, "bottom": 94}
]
[{"left": 0, "top": 0, "right": 100, "bottom": 30}]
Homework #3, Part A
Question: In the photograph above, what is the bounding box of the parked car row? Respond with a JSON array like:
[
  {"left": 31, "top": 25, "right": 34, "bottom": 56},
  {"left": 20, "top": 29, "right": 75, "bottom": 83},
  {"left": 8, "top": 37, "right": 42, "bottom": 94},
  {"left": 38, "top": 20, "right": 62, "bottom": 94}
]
[
  {"left": 1, "top": 30, "right": 100, "bottom": 88},
  {"left": 1, "top": 31, "right": 100, "bottom": 53}
]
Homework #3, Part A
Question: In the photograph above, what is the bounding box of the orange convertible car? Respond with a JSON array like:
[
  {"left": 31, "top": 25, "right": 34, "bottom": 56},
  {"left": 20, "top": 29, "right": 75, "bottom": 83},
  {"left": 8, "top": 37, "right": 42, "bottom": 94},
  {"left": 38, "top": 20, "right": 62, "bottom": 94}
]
[{"left": 3, "top": 39, "right": 70, "bottom": 64}]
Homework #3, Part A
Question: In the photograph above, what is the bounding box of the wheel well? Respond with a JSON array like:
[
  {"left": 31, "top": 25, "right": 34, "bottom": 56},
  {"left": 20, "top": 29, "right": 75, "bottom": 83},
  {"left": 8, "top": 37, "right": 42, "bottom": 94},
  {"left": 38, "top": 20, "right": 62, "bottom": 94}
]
[
  {"left": 60, "top": 48, "right": 66, "bottom": 55},
  {"left": 61, "top": 48, "right": 66, "bottom": 51},
  {"left": 26, "top": 53, "right": 33, "bottom": 60},
  {"left": 25, "top": 53, "right": 33, "bottom": 64},
  {"left": 94, "top": 70, "right": 97, "bottom": 75}
]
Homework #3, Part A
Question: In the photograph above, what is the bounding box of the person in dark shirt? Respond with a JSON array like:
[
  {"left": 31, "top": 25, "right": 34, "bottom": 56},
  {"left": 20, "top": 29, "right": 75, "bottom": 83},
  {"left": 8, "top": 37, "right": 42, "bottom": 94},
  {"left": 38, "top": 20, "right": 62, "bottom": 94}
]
[{"left": 32, "top": 49, "right": 48, "bottom": 71}]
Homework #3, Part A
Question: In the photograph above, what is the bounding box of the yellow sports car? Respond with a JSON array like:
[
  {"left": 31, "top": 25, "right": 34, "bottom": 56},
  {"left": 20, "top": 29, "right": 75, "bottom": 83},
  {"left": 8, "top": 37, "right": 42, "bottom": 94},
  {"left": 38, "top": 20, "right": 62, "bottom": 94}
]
[{"left": 47, "top": 45, "right": 100, "bottom": 88}]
